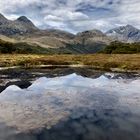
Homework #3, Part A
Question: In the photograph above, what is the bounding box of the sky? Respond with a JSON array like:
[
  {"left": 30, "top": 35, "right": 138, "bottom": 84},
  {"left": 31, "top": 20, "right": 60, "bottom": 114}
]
[{"left": 0, "top": 0, "right": 140, "bottom": 33}]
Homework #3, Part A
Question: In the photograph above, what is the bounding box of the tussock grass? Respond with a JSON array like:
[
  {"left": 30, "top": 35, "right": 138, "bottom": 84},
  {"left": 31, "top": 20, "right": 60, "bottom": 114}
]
[{"left": 0, "top": 54, "right": 140, "bottom": 71}]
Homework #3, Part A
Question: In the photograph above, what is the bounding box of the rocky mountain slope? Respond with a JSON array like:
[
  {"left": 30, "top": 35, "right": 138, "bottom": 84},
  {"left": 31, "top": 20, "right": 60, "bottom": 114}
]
[
  {"left": 70, "top": 30, "right": 111, "bottom": 53},
  {"left": 106, "top": 25, "right": 140, "bottom": 43},
  {"left": 0, "top": 14, "right": 38, "bottom": 36},
  {"left": 0, "top": 13, "right": 140, "bottom": 54},
  {"left": 0, "top": 13, "right": 110, "bottom": 53}
]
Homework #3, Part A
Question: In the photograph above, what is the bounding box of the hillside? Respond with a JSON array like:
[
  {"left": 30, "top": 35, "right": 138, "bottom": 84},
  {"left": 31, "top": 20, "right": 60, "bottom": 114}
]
[
  {"left": 0, "top": 39, "right": 51, "bottom": 54},
  {"left": 0, "top": 37, "right": 107, "bottom": 54},
  {"left": 0, "top": 13, "right": 111, "bottom": 53},
  {"left": 0, "top": 13, "right": 140, "bottom": 54}
]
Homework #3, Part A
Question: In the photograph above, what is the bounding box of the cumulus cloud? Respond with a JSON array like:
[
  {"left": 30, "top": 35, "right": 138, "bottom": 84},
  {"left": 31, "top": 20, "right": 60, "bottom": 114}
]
[{"left": 0, "top": 0, "right": 140, "bottom": 33}]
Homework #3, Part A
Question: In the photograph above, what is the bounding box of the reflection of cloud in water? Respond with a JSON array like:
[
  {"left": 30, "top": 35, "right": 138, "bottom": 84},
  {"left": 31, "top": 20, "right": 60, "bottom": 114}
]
[{"left": 0, "top": 73, "right": 140, "bottom": 139}]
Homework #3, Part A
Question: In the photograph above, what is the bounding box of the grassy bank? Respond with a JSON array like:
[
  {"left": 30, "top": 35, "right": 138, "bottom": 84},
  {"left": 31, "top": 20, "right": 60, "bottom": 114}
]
[{"left": 0, "top": 54, "right": 140, "bottom": 71}]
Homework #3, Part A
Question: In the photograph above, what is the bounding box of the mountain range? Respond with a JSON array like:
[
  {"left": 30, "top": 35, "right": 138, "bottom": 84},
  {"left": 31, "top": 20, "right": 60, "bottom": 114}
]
[
  {"left": 106, "top": 24, "right": 140, "bottom": 43},
  {"left": 0, "top": 13, "right": 140, "bottom": 54}
]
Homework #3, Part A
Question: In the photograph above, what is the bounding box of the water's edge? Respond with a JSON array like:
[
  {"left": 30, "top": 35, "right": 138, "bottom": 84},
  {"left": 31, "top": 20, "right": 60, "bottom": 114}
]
[{"left": 0, "top": 68, "right": 140, "bottom": 140}]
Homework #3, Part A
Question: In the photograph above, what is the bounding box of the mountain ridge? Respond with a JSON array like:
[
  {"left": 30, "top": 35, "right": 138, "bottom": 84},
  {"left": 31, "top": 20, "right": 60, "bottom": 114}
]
[
  {"left": 0, "top": 13, "right": 140, "bottom": 54},
  {"left": 106, "top": 24, "right": 140, "bottom": 42},
  {"left": 0, "top": 13, "right": 140, "bottom": 42},
  {"left": 0, "top": 14, "right": 38, "bottom": 36}
]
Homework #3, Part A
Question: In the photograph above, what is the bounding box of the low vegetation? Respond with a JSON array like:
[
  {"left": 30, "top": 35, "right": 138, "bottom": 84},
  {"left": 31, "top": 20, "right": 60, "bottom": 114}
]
[
  {"left": 0, "top": 39, "right": 50, "bottom": 54},
  {"left": 0, "top": 54, "right": 140, "bottom": 71},
  {"left": 0, "top": 39, "right": 140, "bottom": 71},
  {"left": 103, "top": 41, "right": 140, "bottom": 54},
  {"left": 0, "top": 39, "right": 107, "bottom": 54}
]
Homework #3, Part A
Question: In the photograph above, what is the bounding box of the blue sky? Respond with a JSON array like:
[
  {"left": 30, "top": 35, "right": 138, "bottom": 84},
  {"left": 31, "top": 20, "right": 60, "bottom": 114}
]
[{"left": 0, "top": 0, "right": 140, "bottom": 33}]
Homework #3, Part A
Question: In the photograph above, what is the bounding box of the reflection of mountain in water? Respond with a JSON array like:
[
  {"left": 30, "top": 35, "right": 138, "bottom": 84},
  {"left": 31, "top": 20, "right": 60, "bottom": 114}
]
[{"left": 0, "top": 73, "right": 140, "bottom": 140}]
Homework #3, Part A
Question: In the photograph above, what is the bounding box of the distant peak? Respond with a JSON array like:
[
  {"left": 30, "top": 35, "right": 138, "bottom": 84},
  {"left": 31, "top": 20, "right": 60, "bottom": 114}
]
[
  {"left": 17, "top": 16, "right": 32, "bottom": 23},
  {"left": 77, "top": 29, "right": 105, "bottom": 37},
  {"left": 121, "top": 24, "right": 140, "bottom": 31},
  {"left": 81, "top": 29, "right": 103, "bottom": 33},
  {"left": 125, "top": 24, "right": 134, "bottom": 28},
  {"left": 0, "top": 13, "right": 7, "bottom": 20},
  {"left": 90, "top": 29, "right": 103, "bottom": 34}
]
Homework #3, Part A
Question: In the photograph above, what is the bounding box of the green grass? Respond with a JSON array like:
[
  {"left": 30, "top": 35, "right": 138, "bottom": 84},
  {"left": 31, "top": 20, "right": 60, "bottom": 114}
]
[{"left": 0, "top": 54, "right": 140, "bottom": 71}]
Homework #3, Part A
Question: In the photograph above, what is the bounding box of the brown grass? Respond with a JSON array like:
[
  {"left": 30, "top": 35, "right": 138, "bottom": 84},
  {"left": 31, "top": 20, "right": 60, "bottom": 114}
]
[{"left": 0, "top": 54, "right": 140, "bottom": 71}]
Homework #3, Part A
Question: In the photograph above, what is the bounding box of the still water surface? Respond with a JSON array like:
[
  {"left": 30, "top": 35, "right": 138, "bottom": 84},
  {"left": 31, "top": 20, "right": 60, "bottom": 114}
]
[{"left": 0, "top": 69, "right": 140, "bottom": 140}]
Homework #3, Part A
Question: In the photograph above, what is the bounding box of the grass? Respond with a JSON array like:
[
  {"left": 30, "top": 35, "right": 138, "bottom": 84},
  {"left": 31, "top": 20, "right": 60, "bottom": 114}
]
[{"left": 0, "top": 54, "right": 140, "bottom": 71}]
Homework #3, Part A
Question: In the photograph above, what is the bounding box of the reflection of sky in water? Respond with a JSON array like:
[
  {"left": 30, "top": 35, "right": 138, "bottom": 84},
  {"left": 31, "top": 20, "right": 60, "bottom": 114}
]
[{"left": 0, "top": 73, "right": 140, "bottom": 140}]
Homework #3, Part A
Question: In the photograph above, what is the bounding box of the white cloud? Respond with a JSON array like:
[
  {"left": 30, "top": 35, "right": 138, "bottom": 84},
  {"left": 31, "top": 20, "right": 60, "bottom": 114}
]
[{"left": 0, "top": 0, "right": 140, "bottom": 33}]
